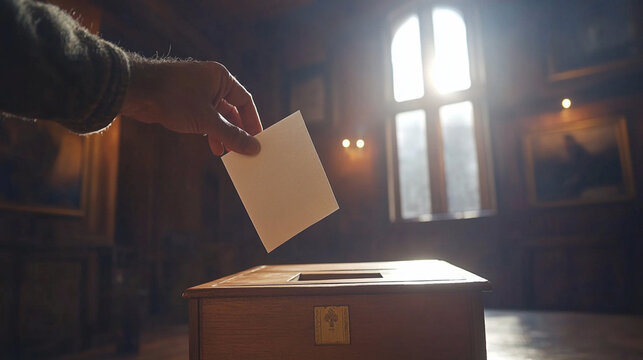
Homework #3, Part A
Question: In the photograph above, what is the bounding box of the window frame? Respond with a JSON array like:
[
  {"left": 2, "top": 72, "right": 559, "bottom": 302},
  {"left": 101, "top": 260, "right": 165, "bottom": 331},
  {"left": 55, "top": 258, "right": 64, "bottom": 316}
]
[{"left": 384, "top": 1, "right": 496, "bottom": 222}]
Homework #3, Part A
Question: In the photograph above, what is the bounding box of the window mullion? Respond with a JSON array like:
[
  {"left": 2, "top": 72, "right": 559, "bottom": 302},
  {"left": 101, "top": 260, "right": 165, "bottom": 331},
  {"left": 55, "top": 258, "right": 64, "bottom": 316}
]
[
  {"left": 426, "top": 109, "right": 448, "bottom": 214},
  {"left": 388, "top": 97, "right": 430, "bottom": 114},
  {"left": 419, "top": 2, "right": 435, "bottom": 101},
  {"left": 419, "top": 4, "right": 448, "bottom": 214},
  {"left": 386, "top": 117, "right": 403, "bottom": 221}
]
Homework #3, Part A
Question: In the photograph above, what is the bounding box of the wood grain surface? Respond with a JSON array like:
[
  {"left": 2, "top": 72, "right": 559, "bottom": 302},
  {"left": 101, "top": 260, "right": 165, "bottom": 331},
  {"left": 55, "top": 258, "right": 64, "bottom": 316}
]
[
  {"left": 186, "top": 260, "right": 489, "bottom": 359},
  {"left": 183, "top": 260, "right": 491, "bottom": 299},
  {"left": 196, "top": 291, "right": 484, "bottom": 359}
]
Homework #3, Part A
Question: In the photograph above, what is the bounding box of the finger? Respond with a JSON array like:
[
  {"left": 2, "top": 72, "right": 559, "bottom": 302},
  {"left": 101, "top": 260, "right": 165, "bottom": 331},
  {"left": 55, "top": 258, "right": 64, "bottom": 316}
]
[
  {"left": 215, "top": 112, "right": 234, "bottom": 153},
  {"left": 208, "top": 135, "right": 225, "bottom": 156},
  {"left": 207, "top": 111, "right": 260, "bottom": 155},
  {"left": 224, "top": 76, "right": 263, "bottom": 136},
  {"left": 216, "top": 98, "right": 243, "bottom": 129},
  {"left": 216, "top": 100, "right": 242, "bottom": 153}
]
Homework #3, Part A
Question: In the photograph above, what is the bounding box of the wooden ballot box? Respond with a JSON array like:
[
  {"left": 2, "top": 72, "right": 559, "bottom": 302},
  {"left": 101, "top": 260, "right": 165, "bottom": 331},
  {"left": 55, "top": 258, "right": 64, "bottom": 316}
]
[{"left": 183, "top": 260, "right": 490, "bottom": 360}]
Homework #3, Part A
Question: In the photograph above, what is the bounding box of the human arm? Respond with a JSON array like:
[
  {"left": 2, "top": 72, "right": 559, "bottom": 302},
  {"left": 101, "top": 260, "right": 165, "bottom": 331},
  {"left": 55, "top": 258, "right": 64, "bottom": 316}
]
[
  {"left": 0, "top": 0, "right": 261, "bottom": 156},
  {"left": 0, "top": 0, "right": 129, "bottom": 133}
]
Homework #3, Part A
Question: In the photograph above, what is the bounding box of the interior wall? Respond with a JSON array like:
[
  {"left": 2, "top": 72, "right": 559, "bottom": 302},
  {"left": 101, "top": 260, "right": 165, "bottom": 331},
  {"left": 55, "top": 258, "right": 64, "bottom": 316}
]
[
  {"left": 3, "top": 0, "right": 642, "bottom": 357},
  {"left": 210, "top": 0, "right": 643, "bottom": 314},
  {"left": 100, "top": 0, "right": 643, "bottom": 331},
  {"left": 0, "top": 0, "right": 121, "bottom": 357}
]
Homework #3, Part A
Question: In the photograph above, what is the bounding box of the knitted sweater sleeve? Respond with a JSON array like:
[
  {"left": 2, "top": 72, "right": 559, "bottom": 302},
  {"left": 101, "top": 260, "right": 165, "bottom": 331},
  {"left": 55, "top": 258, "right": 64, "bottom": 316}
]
[{"left": 0, "top": 0, "right": 130, "bottom": 133}]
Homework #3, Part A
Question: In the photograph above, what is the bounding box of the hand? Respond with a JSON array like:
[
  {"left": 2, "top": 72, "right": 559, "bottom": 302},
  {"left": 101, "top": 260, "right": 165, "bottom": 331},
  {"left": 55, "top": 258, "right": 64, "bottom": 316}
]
[{"left": 121, "top": 56, "right": 262, "bottom": 156}]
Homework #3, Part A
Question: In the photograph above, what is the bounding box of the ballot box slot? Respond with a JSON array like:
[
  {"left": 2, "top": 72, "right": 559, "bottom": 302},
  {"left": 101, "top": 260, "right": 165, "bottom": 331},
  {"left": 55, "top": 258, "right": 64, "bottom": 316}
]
[{"left": 293, "top": 272, "right": 383, "bottom": 281}]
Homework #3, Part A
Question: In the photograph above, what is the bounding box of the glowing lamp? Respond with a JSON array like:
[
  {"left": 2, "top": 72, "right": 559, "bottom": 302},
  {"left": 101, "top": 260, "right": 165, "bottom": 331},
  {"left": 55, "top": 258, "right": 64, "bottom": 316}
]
[
  {"left": 561, "top": 98, "right": 571, "bottom": 109},
  {"left": 356, "top": 139, "right": 365, "bottom": 149},
  {"left": 342, "top": 139, "right": 351, "bottom": 148}
]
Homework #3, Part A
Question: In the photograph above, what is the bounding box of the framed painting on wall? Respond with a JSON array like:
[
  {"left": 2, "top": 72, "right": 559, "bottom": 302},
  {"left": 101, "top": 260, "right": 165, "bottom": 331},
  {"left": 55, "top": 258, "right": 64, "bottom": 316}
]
[
  {"left": 285, "top": 64, "right": 329, "bottom": 126},
  {"left": 547, "top": 0, "right": 643, "bottom": 81},
  {"left": 0, "top": 119, "right": 89, "bottom": 216},
  {"left": 523, "top": 115, "right": 635, "bottom": 206},
  {"left": 0, "top": 115, "right": 120, "bottom": 244}
]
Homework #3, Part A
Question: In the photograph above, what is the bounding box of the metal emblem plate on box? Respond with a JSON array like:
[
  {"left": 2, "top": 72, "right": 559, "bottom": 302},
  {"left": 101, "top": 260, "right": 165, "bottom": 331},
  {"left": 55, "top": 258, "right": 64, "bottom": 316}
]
[{"left": 314, "top": 305, "right": 350, "bottom": 345}]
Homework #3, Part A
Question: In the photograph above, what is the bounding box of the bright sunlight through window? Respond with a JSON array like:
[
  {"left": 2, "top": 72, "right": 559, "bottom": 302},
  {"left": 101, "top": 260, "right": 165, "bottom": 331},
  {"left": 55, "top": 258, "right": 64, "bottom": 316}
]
[
  {"left": 391, "top": 15, "right": 424, "bottom": 102},
  {"left": 432, "top": 8, "right": 471, "bottom": 94},
  {"left": 396, "top": 110, "right": 431, "bottom": 219},
  {"left": 387, "top": 4, "right": 493, "bottom": 221}
]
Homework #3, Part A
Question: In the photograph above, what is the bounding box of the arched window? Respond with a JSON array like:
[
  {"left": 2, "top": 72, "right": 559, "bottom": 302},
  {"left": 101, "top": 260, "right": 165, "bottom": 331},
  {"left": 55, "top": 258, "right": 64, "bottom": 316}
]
[{"left": 386, "top": 4, "right": 495, "bottom": 221}]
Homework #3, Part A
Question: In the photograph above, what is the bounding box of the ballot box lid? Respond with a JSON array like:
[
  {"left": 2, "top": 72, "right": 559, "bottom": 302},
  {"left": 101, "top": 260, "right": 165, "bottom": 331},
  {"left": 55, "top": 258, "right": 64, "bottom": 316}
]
[{"left": 183, "top": 259, "right": 490, "bottom": 298}]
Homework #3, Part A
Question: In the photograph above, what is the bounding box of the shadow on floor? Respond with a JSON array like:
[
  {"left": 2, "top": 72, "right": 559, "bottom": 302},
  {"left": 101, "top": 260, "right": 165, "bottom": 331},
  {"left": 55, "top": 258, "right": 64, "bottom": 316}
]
[{"left": 59, "top": 311, "right": 643, "bottom": 359}]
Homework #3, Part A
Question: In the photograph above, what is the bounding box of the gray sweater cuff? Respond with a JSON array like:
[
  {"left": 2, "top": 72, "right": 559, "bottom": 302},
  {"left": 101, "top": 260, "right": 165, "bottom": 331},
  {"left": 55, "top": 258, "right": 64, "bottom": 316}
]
[{"left": 66, "top": 41, "right": 131, "bottom": 134}]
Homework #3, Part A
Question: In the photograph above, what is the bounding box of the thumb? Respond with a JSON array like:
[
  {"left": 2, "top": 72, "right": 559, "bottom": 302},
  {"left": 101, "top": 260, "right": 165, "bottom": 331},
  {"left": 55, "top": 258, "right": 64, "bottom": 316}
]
[{"left": 210, "top": 113, "right": 261, "bottom": 155}]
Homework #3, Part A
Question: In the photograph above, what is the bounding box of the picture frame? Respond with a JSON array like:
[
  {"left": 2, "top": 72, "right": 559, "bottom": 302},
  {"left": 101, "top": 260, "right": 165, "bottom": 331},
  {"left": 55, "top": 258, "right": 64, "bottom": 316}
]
[
  {"left": 0, "top": 116, "right": 120, "bottom": 244},
  {"left": 546, "top": 0, "right": 643, "bottom": 81},
  {"left": 284, "top": 64, "right": 329, "bottom": 126},
  {"left": 523, "top": 115, "right": 635, "bottom": 207},
  {"left": 0, "top": 119, "right": 89, "bottom": 216}
]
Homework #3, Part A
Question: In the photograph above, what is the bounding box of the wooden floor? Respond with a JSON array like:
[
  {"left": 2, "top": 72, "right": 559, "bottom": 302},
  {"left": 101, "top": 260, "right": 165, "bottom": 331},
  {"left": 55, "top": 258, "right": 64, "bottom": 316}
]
[
  {"left": 59, "top": 310, "right": 643, "bottom": 359},
  {"left": 58, "top": 325, "right": 189, "bottom": 360},
  {"left": 485, "top": 310, "right": 643, "bottom": 359}
]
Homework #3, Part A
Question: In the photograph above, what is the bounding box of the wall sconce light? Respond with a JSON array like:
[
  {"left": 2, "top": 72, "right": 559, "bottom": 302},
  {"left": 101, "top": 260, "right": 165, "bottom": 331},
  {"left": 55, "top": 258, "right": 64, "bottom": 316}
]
[
  {"left": 561, "top": 98, "right": 571, "bottom": 109},
  {"left": 342, "top": 138, "right": 365, "bottom": 150}
]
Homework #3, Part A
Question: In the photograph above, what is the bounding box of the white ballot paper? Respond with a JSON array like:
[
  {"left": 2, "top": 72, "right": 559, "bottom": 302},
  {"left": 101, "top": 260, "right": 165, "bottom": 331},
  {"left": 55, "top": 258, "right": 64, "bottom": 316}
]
[{"left": 222, "top": 111, "right": 339, "bottom": 252}]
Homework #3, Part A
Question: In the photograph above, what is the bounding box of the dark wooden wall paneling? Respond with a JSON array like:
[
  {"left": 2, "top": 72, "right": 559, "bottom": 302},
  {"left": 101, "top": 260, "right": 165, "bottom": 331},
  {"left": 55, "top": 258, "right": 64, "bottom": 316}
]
[
  {"left": 216, "top": 0, "right": 643, "bottom": 313},
  {"left": 98, "top": 0, "right": 643, "bottom": 344},
  {"left": 5, "top": 0, "right": 642, "bottom": 357},
  {"left": 0, "top": 0, "right": 122, "bottom": 356}
]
